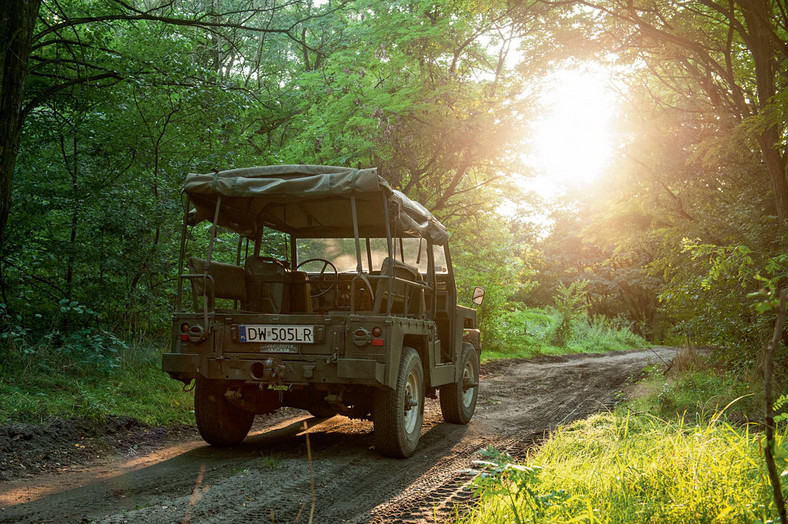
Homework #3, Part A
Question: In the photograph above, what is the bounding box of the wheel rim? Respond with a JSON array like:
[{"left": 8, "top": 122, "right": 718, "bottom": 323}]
[
  {"left": 462, "top": 359, "right": 477, "bottom": 408},
  {"left": 403, "top": 369, "right": 421, "bottom": 434}
]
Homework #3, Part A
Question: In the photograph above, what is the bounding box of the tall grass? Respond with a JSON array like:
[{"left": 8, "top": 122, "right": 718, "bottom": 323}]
[
  {"left": 629, "top": 367, "right": 761, "bottom": 425},
  {"left": 463, "top": 411, "right": 781, "bottom": 523},
  {"left": 484, "top": 307, "right": 647, "bottom": 361}
]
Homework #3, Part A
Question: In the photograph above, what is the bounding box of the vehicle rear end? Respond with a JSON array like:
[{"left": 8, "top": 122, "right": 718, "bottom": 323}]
[{"left": 162, "top": 165, "right": 478, "bottom": 457}]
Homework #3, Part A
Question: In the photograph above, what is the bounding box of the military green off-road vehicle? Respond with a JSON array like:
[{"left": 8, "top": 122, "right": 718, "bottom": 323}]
[{"left": 162, "top": 165, "right": 483, "bottom": 457}]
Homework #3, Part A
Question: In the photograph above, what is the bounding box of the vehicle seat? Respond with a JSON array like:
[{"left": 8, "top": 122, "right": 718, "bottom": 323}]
[
  {"left": 187, "top": 257, "right": 247, "bottom": 310},
  {"left": 244, "top": 256, "right": 289, "bottom": 313},
  {"left": 288, "top": 270, "right": 313, "bottom": 313},
  {"left": 373, "top": 257, "right": 425, "bottom": 317}
]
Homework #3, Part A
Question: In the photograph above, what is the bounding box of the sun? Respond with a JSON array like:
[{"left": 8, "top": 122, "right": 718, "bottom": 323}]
[{"left": 524, "top": 68, "right": 616, "bottom": 198}]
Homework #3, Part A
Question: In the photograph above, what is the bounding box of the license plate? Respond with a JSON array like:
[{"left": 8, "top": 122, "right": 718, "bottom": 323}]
[
  {"left": 238, "top": 325, "right": 315, "bottom": 344},
  {"left": 260, "top": 343, "right": 298, "bottom": 353}
]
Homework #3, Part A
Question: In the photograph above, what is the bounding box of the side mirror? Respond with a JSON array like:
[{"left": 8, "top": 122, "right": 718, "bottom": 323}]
[{"left": 472, "top": 286, "right": 485, "bottom": 305}]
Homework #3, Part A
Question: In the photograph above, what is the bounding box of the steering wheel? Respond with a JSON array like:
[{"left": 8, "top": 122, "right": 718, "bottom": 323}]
[{"left": 295, "top": 258, "right": 339, "bottom": 298}]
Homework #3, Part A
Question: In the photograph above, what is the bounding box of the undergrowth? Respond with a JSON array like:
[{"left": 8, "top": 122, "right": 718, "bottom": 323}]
[
  {"left": 0, "top": 333, "right": 194, "bottom": 426},
  {"left": 462, "top": 411, "right": 782, "bottom": 523},
  {"left": 629, "top": 367, "right": 761, "bottom": 425},
  {"left": 463, "top": 349, "right": 784, "bottom": 523},
  {"left": 482, "top": 307, "right": 647, "bottom": 361}
]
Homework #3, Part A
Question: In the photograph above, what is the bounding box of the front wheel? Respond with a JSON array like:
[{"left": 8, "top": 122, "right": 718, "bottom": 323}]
[
  {"left": 374, "top": 347, "right": 424, "bottom": 458},
  {"left": 440, "top": 344, "right": 480, "bottom": 424},
  {"left": 194, "top": 379, "right": 254, "bottom": 446}
]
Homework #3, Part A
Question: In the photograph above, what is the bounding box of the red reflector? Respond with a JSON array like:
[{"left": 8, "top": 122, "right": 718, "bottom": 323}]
[
  {"left": 371, "top": 338, "right": 384, "bottom": 346},
  {"left": 180, "top": 334, "right": 189, "bottom": 341}
]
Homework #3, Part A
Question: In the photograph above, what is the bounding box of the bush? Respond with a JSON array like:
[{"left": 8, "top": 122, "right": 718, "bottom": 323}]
[
  {"left": 482, "top": 305, "right": 647, "bottom": 360},
  {"left": 567, "top": 314, "right": 648, "bottom": 353},
  {"left": 497, "top": 308, "right": 558, "bottom": 350},
  {"left": 552, "top": 280, "right": 589, "bottom": 347},
  {"left": 0, "top": 308, "right": 193, "bottom": 425}
]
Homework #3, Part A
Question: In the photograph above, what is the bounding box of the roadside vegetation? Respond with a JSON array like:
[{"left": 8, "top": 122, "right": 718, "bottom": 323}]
[
  {"left": 463, "top": 410, "right": 779, "bottom": 523},
  {"left": 0, "top": 325, "right": 193, "bottom": 425},
  {"left": 480, "top": 307, "right": 647, "bottom": 362},
  {"left": 459, "top": 347, "right": 787, "bottom": 523}
]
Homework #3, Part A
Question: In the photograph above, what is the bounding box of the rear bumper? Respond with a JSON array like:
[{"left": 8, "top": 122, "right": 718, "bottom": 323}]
[{"left": 162, "top": 352, "right": 384, "bottom": 386}]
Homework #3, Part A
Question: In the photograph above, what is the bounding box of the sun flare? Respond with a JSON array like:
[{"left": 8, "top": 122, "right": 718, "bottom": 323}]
[{"left": 525, "top": 69, "right": 616, "bottom": 198}]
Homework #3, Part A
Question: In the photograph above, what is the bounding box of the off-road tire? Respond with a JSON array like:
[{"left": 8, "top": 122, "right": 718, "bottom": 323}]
[
  {"left": 195, "top": 378, "right": 255, "bottom": 446},
  {"left": 440, "top": 343, "right": 480, "bottom": 424},
  {"left": 373, "top": 347, "right": 424, "bottom": 458},
  {"left": 308, "top": 403, "right": 338, "bottom": 418}
]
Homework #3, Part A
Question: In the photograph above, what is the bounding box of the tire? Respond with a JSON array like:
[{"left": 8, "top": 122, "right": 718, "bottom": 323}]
[
  {"left": 194, "top": 378, "right": 254, "bottom": 446},
  {"left": 373, "top": 347, "right": 424, "bottom": 458},
  {"left": 440, "top": 344, "right": 480, "bottom": 424},
  {"left": 308, "top": 404, "right": 338, "bottom": 418}
]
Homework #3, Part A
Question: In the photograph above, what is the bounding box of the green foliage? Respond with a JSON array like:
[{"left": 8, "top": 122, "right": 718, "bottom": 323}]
[
  {"left": 463, "top": 412, "right": 783, "bottom": 523},
  {"left": 552, "top": 280, "right": 589, "bottom": 347},
  {"left": 496, "top": 308, "right": 557, "bottom": 351},
  {"left": 630, "top": 368, "right": 761, "bottom": 425},
  {"left": 521, "top": 207, "right": 664, "bottom": 341},
  {"left": 1, "top": 302, "right": 126, "bottom": 374},
  {"left": 0, "top": 337, "right": 193, "bottom": 425},
  {"left": 3, "top": 0, "right": 528, "bottom": 351},
  {"left": 452, "top": 214, "right": 532, "bottom": 348},
  {"left": 748, "top": 253, "right": 788, "bottom": 314},
  {"left": 473, "top": 447, "right": 567, "bottom": 521},
  {"left": 480, "top": 305, "right": 646, "bottom": 361},
  {"left": 657, "top": 243, "right": 788, "bottom": 349},
  {"left": 569, "top": 314, "right": 648, "bottom": 353}
]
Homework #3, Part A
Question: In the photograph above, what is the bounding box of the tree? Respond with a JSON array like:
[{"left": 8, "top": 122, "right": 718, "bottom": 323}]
[
  {"left": 532, "top": 0, "right": 788, "bottom": 225},
  {"left": 2, "top": 0, "right": 536, "bottom": 340},
  {"left": 0, "top": 0, "right": 343, "bottom": 254},
  {"left": 0, "top": 0, "right": 41, "bottom": 249},
  {"left": 269, "top": 0, "right": 530, "bottom": 215}
]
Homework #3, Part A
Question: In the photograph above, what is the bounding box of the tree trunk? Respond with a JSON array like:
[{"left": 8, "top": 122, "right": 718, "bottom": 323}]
[
  {"left": 0, "top": 0, "right": 41, "bottom": 252},
  {"left": 738, "top": 0, "right": 788, "bottom": 224},
  {"left": 759, "top": 128, "right": 788, "bottom": 225}
]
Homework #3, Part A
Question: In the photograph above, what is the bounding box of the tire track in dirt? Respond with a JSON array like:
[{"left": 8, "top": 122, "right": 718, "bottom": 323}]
[{"left": 0, "top": 347, "right": 676, "bottom": 523}]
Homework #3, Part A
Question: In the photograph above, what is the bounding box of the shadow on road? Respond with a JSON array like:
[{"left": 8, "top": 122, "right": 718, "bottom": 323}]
[{"left": 0, "top": 411, "right": 469, "bottom": 524}]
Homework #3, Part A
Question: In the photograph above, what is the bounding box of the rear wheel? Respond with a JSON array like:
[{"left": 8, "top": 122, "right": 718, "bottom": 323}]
[
  {"left": 194, "top": 378, "right": 254, "bottom": 446},
  {"left": 307, "top": 402, "right": 338, "bottom": 418},
  {"left": 374, "top": 347, "right": 424, "bottom": 458},
  {"left": 440, "top": 344, "right": 480, "bottom": 424}
]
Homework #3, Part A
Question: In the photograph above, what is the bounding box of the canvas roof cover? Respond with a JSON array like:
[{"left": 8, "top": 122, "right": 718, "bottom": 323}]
[{"left": 184, "top": 165, "right": 449, "bottom": 244}]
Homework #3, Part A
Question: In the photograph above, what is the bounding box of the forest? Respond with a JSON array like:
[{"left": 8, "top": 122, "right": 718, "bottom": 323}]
[{"left": 1, "top": 0, "right": 787, "bottom": 520}]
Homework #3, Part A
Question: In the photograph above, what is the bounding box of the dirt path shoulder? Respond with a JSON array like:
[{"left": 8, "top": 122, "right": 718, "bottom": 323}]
[{"left": 0, "top": 347, "right": 677, "bottom": 523}]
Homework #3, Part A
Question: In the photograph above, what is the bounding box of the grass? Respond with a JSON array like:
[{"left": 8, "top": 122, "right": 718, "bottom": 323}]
[
  {"left": 0, "top": 340, "right": 194, "bottom": 426},
  {"left": 462, "top": 348, "right": 784, "bottom": 523},
  {"left": 628, "top": 367, "right": 761, "bottom": 425},
  {"left": 462, "top": 411, "right": 780, "bottom": 523},
  {"left": 482, "top": 307, "right": 648, "bottom": 362}
]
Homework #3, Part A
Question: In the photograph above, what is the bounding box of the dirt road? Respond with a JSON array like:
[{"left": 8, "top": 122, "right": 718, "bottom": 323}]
[{"left": 0, "top": 347, "right": 676, "bottom": 523}]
